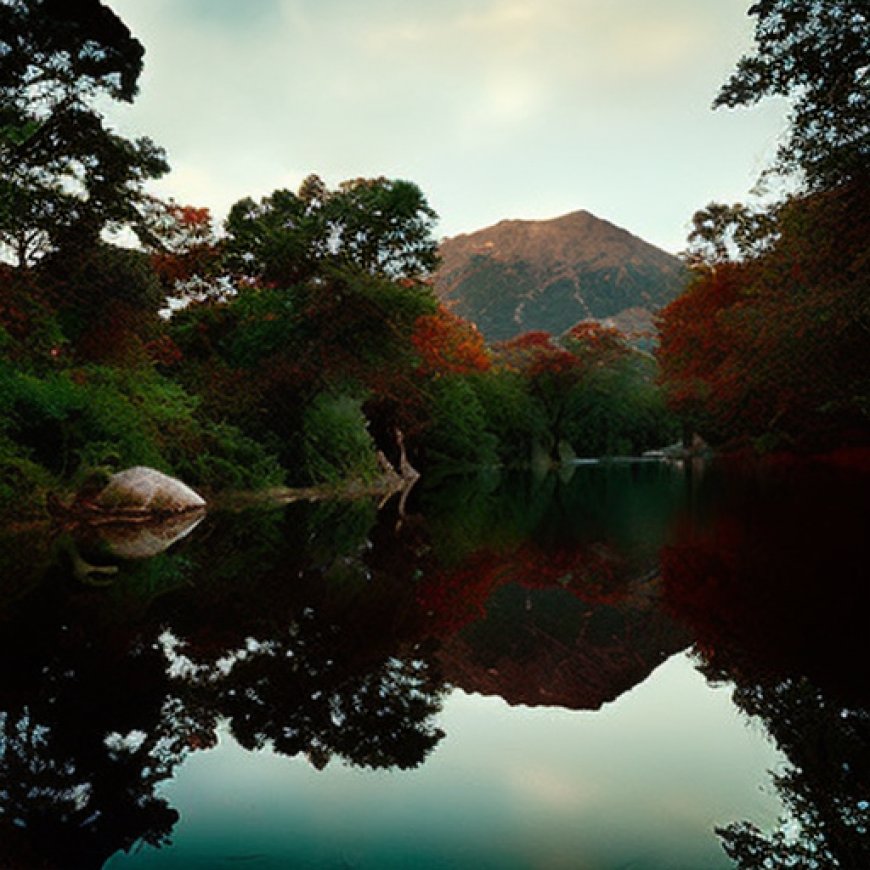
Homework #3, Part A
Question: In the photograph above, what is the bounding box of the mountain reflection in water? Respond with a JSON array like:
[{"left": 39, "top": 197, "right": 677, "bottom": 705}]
[{"left": 0, "top": 458, "right": 866, "bottom": 869}]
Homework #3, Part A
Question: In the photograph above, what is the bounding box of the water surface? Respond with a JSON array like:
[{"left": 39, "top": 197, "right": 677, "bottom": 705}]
[{"left": 0, "top": 459, "right": 867, "bottom": 868}]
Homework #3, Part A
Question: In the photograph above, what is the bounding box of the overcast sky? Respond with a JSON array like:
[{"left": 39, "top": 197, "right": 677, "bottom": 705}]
[{"left": 103, "top": 0, "right": 788, "bottom": 254}]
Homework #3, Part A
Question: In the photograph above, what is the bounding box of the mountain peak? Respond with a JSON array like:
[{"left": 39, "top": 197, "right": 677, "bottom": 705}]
[{"left": 434, "top": 210, "right": 686, "bottom": 342}]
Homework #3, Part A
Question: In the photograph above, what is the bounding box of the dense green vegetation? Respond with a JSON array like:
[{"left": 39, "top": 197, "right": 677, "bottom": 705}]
[{"left": 0, "top": 1, "right": 677, "bottom": 518}]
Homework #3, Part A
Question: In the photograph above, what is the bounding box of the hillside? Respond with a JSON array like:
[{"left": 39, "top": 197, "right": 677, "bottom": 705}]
[{"left": 434, "top": 211, "right": 687, "bottom": 341}]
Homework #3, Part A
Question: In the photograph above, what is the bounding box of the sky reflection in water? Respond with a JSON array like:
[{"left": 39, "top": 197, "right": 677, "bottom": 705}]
[{"left": 109, "top": 656, "right": 781, "bottom": 870}]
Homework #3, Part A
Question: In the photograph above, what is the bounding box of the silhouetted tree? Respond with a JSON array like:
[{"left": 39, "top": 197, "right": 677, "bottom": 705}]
[{"left": 0, "top": 0, "right": 168, "bottom": 264}]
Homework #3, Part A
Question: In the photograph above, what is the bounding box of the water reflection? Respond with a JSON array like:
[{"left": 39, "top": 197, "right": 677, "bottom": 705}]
[
  {"left": 92, "top": 512, "right": 206, "bottom": 561},
  {"left": 0, "top": 458, "right": 867, "bottom": 868},
  {"left": 719, "top": 678, "right": 870, "bottom": 868},
  {"left": 663, "top": 456, "right": 870, "bottom": 867}
]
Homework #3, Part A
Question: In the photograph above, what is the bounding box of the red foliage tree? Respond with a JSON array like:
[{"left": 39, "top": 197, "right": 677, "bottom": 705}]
[
  {"left": 562, "top": 321, "right": 631, "bottom": 371},
  {"left": 656, "top": 262, "right": 750, "bottom": 440},
  {"left": 494, "top": 331, "right": 586, "bottom": 461},
  {"left": 657, "top": 182, "right": 869, "bottom": 449},
  {"left": 411, "top": 306, "right": 490, "bottom": 376},
  {"left": 144, "top": 199, "right": 223, "bottom": 298}
]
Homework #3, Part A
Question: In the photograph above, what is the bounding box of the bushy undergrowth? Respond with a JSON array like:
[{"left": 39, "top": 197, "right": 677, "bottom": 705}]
[
  {"left": 0, "top": 361, "right": 283, "bottom": 515},
  {"left": 301, "top": 392, "right": 379, "bottom": 486},
  {"left": 417, "top": 376, "right": 498, "bottom": 469}
]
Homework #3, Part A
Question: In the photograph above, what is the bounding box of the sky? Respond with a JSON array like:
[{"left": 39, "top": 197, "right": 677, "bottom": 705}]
[{"left": 102, "top": 0, "right": 789, "bottom": 254}]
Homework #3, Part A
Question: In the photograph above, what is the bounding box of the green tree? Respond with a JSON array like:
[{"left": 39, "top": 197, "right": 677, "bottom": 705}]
[
  {"left": 0, "top": 0, "right": 168, "bottom": 264},
  {"left": 301, "top": 392, "right": 379, "bottom": 485},
  {"left": 418, "top": 375, "right": 498, "bottom": 468},
  {"left": 715, "top": 0, "right": 869, "bottom": 189},
  {"left": 223, "top": 186, "right": 324, "bottom": 287},
  {"left": 223, "top": 175, "right": 439, "bottom": 287},
  {"left": 328, "top": 176, "right": 440, "bottom": 279},
  {"left": 684, "top": 202, "right": 778, "bottom": 268}
]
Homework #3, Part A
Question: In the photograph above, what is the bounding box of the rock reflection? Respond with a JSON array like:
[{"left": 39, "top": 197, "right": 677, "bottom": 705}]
[{"left": 94, "top": 511, "right": 206, "bottom": 561}]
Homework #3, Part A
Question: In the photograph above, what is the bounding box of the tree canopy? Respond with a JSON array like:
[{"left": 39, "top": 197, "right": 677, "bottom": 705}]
[
  {"left": 0, "top": 0, "right": 168, "bottom": 264},
  {"left": 715, "top": 0, "right": 869, "bottom": 189},
  {"left": 684, "top": 202, "right": 778, "bottom": 268},
  {"left": 223, "top": 175, "right": 440, "bottom": 287},
  {"left": 658, "top": 0, "right": 870, "bottom": 451}
]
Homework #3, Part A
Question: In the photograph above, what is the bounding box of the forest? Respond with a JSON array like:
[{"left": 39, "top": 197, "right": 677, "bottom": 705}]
[{"left": 1, "top": 0, "right": 867, "bottom": 519}]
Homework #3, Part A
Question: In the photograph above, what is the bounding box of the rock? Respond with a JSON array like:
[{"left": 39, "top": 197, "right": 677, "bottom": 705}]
[
  {"left": 94, "top": 467, "right": 206, "bottom": 515},
  {"left": 97, "top": 511, "right": 205, "bottom": 559}
]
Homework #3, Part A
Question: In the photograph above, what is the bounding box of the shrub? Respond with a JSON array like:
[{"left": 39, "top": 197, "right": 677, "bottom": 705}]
[
  {"left": 469, "top": 370, "right": 543, "bottom": 465},
  {"left": 0, "top": 361, "right": 284, "bottom": 513},
  {"left": 301, "top": 393, "right": 379, "bottom": 485},
  {"left": 419, "top": 376, "right": 498, "bottom": 468}
]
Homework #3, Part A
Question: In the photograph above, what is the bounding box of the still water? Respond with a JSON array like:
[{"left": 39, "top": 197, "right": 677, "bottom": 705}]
[{"left": 0, "top": 459, "right": 867, "bottom": 869}]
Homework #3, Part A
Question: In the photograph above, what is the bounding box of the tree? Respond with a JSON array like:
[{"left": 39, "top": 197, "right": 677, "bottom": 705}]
[
  {"left": 495, "top": 332, "right": 587, "bottom": 462},
  {"left": 141, "top": 197, "right": 224, "bottom": 305},
  {"left": 684, "top": 202, "right": 778, "bottom": 268},
  {"left": 658, "top": 1, "right": 870, "bottom": 450},
  {"left": 561, "top": 321, "right": 631, "bottom": 370},
  {"left": 328, "top": 177, "right": 440, "bottom": 280},
  {"left": 223, "top": 186, "right": 323, "bottom": 287},
  {"left": 659, "top": 184, "right": 870, "bottom": 449},
  {"left": 656, "top": 263, "right": 750, "bottom": 442},
  {"left": 411, "top": 305, "right": 490, "bottom": 376},
  {"left": 223, "top": 175, "right": 440, "bottom": 287},
  {"left": 715, "top": 0, "right": 869, "bottom": 189},
  {"left": 0, "top": 0, "right": 168, "bottom": 264},
  {"left": 559, "top": 322, "right": 675, "bottom": 455}
]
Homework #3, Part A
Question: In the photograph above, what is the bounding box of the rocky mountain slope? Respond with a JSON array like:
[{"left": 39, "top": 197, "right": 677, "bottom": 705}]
[{"left": 434, "top": 211, "right": 687, "bottom": 341}]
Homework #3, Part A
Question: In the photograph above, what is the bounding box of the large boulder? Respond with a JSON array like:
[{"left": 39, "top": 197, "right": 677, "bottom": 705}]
[{"left": 94, "top": 467, "right": 206, "bottom": 514}]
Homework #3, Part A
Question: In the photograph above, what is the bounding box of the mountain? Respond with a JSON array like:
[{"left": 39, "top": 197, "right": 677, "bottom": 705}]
[
  {"left": 435, "top": 575, "right": 690, "bottom": 711},
  {"left": 434, "top": 210, "right": 687, "bottom": 341}
]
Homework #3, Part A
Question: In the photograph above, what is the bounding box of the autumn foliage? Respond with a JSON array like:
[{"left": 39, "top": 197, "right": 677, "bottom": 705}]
[
  {"left": 657, "top": 182, "right": 869, "bottom": 450},
  {"left": 416, "top": 539, "right": 630, "bottom": 638},
  {"left": 146, "top": 201, "right": 222, "bottom": 291},
  {"left": 411, "top": 306, "right": 490, "bottom": 375}
]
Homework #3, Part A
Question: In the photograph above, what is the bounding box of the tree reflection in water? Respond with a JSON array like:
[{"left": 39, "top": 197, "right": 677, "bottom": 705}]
[
  {"left": 0, "top": 588, "right": 184, "bottom": 868},
  {"left": 168, "top": 631, "right": 444, "bottom": 770},
  {"left": 0, "top": 459, "right": 866, "bottom": 867},
  {"left": 719, "top": 678, "right": 870, "bottom": 869},
  {"left": 0, "top": 499, "right": 450, "bottom": 867},
  {"left": 663, "top": 454, "right": 870, "bottom": 868}
]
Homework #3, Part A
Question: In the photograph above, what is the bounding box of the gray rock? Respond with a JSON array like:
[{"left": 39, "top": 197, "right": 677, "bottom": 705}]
[{"left": 95, "top": 467, "right": 206, "bottom": 514}]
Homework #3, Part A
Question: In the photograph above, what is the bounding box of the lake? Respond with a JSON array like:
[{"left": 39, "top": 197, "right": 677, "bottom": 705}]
[{"left": 0, "top": 458, "right": 867, "bottom": 869}]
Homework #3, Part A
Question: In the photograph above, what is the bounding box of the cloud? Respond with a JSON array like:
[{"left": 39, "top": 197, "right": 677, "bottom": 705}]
[
  {"left": 506, "top": 762, "right": 597, "bottom": 811},
  {"left": 102, "top": 0, "right": 786, "bottom": 251},
  {"left": 364, "top": 0, "right": 712, "bottom": 85}
]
